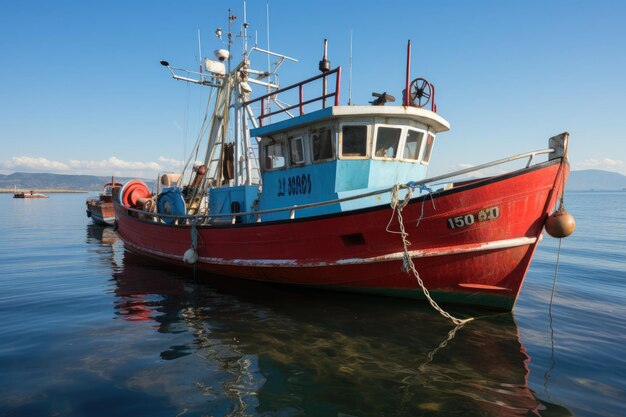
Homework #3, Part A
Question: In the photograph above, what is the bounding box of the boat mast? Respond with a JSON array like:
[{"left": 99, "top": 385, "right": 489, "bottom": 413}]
[
  {"left": 159, "top": 5, "right": 298, "bottom": 191},
  {"left": 241, "top": 1, "right": 253, "bottom": 185}
]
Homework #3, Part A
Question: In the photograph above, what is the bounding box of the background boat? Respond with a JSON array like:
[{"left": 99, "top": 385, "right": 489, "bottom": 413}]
[
  {"left": 86, "top": 180, "right": 121, "bottom": 225},
  {"left": 13, "top": 190, "right": 48, "bottom": 199}
]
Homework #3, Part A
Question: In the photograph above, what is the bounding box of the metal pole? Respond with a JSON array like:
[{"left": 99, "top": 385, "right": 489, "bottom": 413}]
[
  {"left": 335, "top": 67, "right": 341, "bottom": 106},
  {"left": 198, "top": 30, "right": 203, "bottom": 82},
  {"left": 322, "top": 39, "right": 328, "bottom": 107},
  {"left": 348, "top": 29, "right": 353, "bottom": 105},
  {"left": 234, "top": 93, "right": 240, "bottom": 186},
  {"left": 404, "top": 40, "right": 411, "bottom": 106},
  {"left": 242, "top": 106, "right": 252, "bottom": 185}
]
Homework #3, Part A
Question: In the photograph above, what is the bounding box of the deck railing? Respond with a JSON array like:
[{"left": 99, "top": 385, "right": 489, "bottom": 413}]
[
  {"left": 242, "top": 67, "right": 341, "bottom": 127},
  {"left": 120, "top": 147, "right": 557, "bottom": 225}
]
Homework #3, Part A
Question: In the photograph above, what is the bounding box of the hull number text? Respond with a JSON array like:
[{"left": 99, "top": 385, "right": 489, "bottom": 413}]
[
  {"left": 278, "top": 174, "right": 312, "bottom": 197},
  {"left": 447, "top": 206, "right": 500, "bottom": 229}
]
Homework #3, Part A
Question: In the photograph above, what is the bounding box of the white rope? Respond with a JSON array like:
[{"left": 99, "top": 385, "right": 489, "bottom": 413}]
[{"left": 389, "top": 184, "right": 474, "bottom": 326}]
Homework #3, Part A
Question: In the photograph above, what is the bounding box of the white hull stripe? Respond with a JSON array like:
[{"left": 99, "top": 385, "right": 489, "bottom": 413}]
[{"left": 123, "top": 236, "right": 538, "bottom": 268}]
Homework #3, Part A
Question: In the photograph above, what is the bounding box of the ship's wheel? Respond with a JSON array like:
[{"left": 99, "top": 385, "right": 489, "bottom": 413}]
[{"left": 409, "top": 78, "right": 432, "bottom": 108}]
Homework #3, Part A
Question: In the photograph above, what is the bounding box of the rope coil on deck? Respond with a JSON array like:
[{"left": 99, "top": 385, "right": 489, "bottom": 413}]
[{"left": 389, "top": 184, "right": 474, "bottom": 326}]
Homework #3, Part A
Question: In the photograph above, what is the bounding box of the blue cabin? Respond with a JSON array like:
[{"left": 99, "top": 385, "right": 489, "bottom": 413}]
[{"left": 250, "top": 105, "right": 450, "bottom": 221}]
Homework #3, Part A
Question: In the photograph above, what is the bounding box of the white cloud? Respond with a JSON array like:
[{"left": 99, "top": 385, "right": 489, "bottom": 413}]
[
  {"left": 157, "top": 156, "right": 185, "bottom": 171},
  {"left": 1, "top": 156, "right": 70, "bottom": 172},
  {"left": 1, "top": 155, "right": 184, "bottom": 178}
]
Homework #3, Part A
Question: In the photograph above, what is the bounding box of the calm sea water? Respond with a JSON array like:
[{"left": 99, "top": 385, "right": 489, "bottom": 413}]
[{"left": 0, "top": 191, "right": 624, "bottom": 417}]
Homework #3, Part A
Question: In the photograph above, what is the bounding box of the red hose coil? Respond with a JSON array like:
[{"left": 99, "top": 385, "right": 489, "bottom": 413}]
[{"left": 121, "top": 180, "right": 151, "bottom": 208}]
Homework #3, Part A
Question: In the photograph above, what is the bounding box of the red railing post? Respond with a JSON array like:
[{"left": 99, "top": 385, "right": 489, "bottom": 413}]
[
  {"left": 260, "top": 98, "right": 266, "bottom": 127},
  {"left": 334, "top": 67, "right": 341, "bottom": 106},
  {"left": 404, "top": 40, "right": 411, "bottom": 106},
  {"left": 243, "top": 66, "right": 342, "bottom": 122}
]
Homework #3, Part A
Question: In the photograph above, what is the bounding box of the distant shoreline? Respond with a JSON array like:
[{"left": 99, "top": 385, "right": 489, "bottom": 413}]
[{"left": 0, "top": 189, "right": 88, "bottom": 194}]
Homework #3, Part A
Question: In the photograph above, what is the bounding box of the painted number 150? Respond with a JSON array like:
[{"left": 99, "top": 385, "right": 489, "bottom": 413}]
[{"left": 447, "top": 206, "right": 500, "bottom": 229}]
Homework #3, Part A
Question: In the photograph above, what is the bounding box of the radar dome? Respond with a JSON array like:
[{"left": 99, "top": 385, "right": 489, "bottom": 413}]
[{"left": 214, "top": 49, "right": 230, "bottom": 62}]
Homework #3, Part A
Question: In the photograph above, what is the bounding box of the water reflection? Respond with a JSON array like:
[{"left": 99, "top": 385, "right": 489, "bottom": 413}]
[
  {"left": 86, "top": 223, "right": 117, "bottom": 246},
  {"left": 86, "top": 223, "right": 123, "bottom": 273},
  {"left": 109, "top": 251, "right": 573, "bottom": 417}
]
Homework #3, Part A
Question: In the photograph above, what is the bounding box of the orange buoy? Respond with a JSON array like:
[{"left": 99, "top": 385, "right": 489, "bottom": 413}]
[
  {"left": 545, "top": 209, "right": 576, "bottom": 238},
  {"left": 120, "top": 180, "right": 152, "bottom": 208}
]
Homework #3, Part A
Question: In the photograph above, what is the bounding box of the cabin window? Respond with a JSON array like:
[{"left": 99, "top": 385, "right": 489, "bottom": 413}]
[
  {"left": 311, "top": 127, "right": 334, "bottom": 162},
  {"left": 374, "top": 127, "right": 402, "bottom": 158},
  {"left": 289, "top": 136, "right": 305, "bottom": 166},
  {"left": 264, "top": 141, "right": 286, "bottom": 170},
  {"left": 340, "top": 125, "right": 368, "bottom": 158},
  {"left": 422, "top": 134, "right": 436, "bottom": 164},
  {"left": 403, "top": 130, "right": 424, "bottom": 161}
]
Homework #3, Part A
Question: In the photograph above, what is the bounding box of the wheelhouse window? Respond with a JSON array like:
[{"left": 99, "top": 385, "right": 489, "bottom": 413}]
[
  {"left": 422, "top": 134, "right": 436, "bottom": 164},
  {"left": 340, "top": 125, "right": 368, "bottom": 158},
  {"left": 311, "top": 127, "right": 334, "bottom": 162},
  {"left": 264, "top": 141, "right": 286, "bottom": 170},
  {"left": 403, "top": 130, "right": 424, "bottom": 161},
  {"left": 289, "top": 136, "right": 305, "bottom": 166},
  {"left": 374, "top": 127, "right": 402, "bottom": 158}
]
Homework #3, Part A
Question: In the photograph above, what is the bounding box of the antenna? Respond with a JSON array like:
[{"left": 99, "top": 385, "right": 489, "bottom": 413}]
[
  {"left": 227, "top": 8, "right": 237, "bottom": 73},
  {"left": 265, "top": 1, "right": 271, "bottom": 114},
  {"left": 197, "top": 30, "right": 203, "bottom": 80},
  {"left": 319, "top": 39, "right": 330, "bottom": 107},
  {"left": 243, "top": 0, "right": 249, "bottom": 55},
  {"left": 404, "top": 39, "right": 411, "bottom": 106},
  {"left": 348, "top": 29, "right": 353, "bottom": 105}
]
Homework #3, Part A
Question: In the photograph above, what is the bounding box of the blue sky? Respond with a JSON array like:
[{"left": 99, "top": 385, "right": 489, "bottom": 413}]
[{"left": 1, "top": 0, "right": 625, "bottom": 178}]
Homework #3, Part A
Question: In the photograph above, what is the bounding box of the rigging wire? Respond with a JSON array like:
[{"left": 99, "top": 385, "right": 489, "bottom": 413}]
[
  {"left": 180, "top": 88, "right": 216, "bottom": 186},
  {"left": 182, "top": 82, "right": 191, "bottom": 165}
]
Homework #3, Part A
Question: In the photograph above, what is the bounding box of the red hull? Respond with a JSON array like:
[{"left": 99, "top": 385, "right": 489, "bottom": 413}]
[{"left": 114, "top": 160, "right": 568, "bottom": 310}]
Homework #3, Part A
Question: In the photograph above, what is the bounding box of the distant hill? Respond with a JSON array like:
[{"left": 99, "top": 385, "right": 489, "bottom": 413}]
[
  {"left": 1, "top": 169, "right": 624, "bottom": 192},
  {"left": 568, "top": 169, "right": 626, "bottom": 191},
  {"left": 0, "top": 172, "right": 155, "bottom": 191}
]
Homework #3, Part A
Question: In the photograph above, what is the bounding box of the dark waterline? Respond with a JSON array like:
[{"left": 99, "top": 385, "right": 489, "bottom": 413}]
[{"left": 0, "top": 192, "right": 624, "bottom": 416}]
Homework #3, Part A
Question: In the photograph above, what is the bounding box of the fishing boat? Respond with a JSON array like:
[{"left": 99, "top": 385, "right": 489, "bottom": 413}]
[
  {"left": 13, "top": 187, "right": 48, "bottom": 199},
  {"left": 86, "top": 180, "right": 122, "bottom": 226},
  {"left": 114, "top": 11, "right": 574, "bottom": 313}
]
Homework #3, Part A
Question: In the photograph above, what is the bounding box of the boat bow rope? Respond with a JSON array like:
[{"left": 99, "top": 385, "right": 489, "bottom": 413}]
[{"left": 389, "top": 183, "right": 474, "bottom": 326}]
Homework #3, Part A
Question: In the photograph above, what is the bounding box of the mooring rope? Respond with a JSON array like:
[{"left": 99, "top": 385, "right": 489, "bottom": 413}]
[
  {"left": 418, "top": 322, "right": 466, "bottom": 372},
  {"left": 389, "top": 184, "right": 474, "bottom": 326},
  {"left": 543, "top": 237, "right": 563, "bottom": 398}
]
